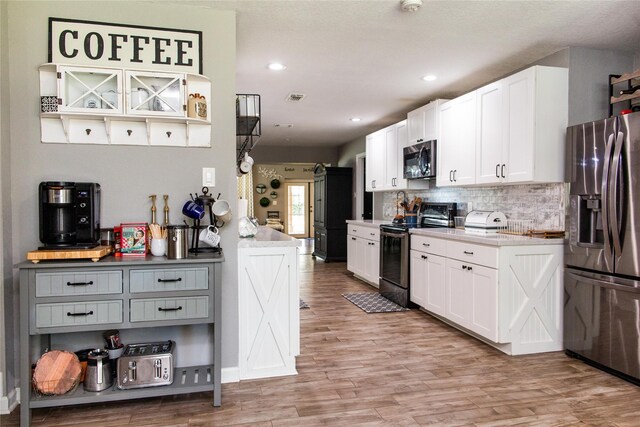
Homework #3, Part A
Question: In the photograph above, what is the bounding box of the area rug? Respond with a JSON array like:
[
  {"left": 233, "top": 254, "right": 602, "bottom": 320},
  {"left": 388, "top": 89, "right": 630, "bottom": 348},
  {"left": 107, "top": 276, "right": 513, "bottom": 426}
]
[
  {"left": 299, "top": 299, "right": 310, "bottom": 309},
  {"left": 342, "top": 292, "right": 409, "bottom": 313}
]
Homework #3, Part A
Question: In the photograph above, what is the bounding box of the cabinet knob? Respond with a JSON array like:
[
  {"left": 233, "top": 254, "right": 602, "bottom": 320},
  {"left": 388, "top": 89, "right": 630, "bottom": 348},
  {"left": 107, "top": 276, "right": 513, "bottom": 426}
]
[
  {"left": 127, "top": 129, "right": 133, "bottom": 136},
  {"left": 166, "top": 131, "right": 172, "bottom": 138},
  {"left": 468, "top": 266, "right": 473, "bottom": 271},
  {"left": 462, "top": 265, "right": 467, "bottom": 270},
  {"left": 85, "top": 128, "right": 91, "bottom": 135},
  {"left": 421, "top": 255, "right": 428, "bottom": 260}
]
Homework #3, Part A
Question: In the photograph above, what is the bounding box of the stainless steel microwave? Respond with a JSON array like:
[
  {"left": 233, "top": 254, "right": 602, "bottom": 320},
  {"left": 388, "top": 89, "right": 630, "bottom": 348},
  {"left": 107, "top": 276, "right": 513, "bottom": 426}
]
[{"left": 403, "top": 140, "right": 436, "bottom": 179}]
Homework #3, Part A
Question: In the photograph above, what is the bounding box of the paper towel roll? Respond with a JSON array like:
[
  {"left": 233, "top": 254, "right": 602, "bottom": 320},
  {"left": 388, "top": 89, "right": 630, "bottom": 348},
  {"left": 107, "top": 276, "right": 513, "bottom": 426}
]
[{"left": 237, "top": 198, "right": 248, "bottom": 218}]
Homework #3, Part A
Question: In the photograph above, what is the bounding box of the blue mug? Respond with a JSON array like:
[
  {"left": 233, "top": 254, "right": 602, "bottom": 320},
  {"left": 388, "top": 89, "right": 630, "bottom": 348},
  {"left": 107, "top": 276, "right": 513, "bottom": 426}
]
[{"left": 182, "top": 200, "right": 205, "bottom": 220}]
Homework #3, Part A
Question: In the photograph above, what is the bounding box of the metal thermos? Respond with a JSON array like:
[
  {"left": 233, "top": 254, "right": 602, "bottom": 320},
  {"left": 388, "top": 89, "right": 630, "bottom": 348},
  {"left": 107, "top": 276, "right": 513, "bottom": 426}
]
[
  {"left": 84, "top": 349, "right": 112, "bottom": 392},
  {"left": 166, "top": 225, "right": 189, "bottom": 259}
]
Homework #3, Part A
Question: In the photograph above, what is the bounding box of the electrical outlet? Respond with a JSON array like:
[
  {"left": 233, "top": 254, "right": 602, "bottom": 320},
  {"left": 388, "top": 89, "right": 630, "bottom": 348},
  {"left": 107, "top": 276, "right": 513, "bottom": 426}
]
[{"left": 202, "top": 168, "right": 215, "bottom": 187}]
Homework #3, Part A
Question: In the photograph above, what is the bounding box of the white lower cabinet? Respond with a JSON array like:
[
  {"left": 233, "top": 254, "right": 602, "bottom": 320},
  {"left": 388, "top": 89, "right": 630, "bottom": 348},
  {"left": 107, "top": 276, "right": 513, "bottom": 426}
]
[
  {"left": 410, "top": 233, "right": 563, "bottom": 355},
  {"left": 411, "top": 250, "right": 447, "bottom": 316},
  {"left": 347, "top": 224, "right": 380, "bottom": 287}
]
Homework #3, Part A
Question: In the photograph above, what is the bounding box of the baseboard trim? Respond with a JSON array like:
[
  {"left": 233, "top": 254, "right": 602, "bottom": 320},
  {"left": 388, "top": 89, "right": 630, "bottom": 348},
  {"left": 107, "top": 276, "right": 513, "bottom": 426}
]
[
  {"left": 0, "top": 386, "right": 19, "bottom": 415},
  {"left": 221, "top": 367, "right": 239, "bottom": 383}
]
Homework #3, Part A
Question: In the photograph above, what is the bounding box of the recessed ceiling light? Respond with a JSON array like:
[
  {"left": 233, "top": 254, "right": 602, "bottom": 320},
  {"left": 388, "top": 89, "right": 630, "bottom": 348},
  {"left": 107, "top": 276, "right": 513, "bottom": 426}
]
[
  {"left": 422, "top": 74, "right": 437, "bottom": 82},
  {"left": 350, "top": 117, "right": 361, "bottom": 122},
  {"left": 267, "top": 62, "right": 286, "bottom": 71}
]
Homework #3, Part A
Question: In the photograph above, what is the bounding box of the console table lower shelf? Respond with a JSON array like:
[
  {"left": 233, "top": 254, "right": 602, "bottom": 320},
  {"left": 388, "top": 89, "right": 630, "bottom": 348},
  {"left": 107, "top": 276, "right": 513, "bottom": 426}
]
[{"left": 29, "top": 364, "right": 220, "bottom": 408}]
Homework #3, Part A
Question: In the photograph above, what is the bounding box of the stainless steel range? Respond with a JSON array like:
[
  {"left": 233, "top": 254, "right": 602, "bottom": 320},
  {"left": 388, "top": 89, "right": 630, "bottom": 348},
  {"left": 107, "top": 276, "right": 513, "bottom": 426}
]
[{"left": 379, "top": 202, "right": 456, "bottom": 307}]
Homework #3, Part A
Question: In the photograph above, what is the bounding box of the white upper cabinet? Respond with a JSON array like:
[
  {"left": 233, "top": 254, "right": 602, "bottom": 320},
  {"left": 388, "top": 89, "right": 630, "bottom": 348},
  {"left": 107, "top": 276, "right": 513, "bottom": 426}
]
[
  {"left": 502, "top": 66, "right": 568, "bottom": 183},
  {"left": 437, "top": 91, "right": 477, "bottom": 187},
  {"left": 436, "top": 65, "right": 569, "bottom": 187},
  {"left": 125, "top": 71, "right": 184, "bottom": 117},
  {"left": 472, "top": 65, "right": 568, "bottom": 186},
  {"left": 366, "top": 120, "right": 408, "bottom": 192},
  {"left": 476, "top": 81, "right": 504, "bottom": 184},
  {"left": 407, "top": 99, "right": 447, "bottom": 145},
  {"left": 365, "top": 130, "right": 385, "bottom": 191}
]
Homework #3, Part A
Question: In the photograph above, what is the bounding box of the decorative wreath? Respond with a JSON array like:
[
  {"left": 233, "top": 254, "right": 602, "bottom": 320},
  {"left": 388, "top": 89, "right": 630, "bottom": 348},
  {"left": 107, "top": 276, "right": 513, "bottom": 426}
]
[
  {"left": 259, "top": 197, "right": 270, "bottom": 207},
  {"left": 270, "top": 179, "right": 281, "bottom": 189}
]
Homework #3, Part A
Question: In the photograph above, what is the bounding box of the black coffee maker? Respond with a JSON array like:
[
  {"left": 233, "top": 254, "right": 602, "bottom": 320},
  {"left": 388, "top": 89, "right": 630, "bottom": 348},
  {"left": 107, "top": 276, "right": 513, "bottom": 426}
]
[{"left": 39, "top": 181, "right": 101, "bottom": 249}]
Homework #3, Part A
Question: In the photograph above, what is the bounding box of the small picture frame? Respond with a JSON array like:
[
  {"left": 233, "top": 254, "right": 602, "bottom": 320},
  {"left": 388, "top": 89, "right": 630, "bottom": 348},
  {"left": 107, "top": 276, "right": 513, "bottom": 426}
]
[{"left": 120, "top": 222, "right": 148, "bottom": 256}]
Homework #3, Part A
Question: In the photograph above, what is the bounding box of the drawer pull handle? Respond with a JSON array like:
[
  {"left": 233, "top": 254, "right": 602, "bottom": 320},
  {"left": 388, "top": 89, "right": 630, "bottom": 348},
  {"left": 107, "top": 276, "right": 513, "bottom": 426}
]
[
  {"left": 67, "top": 281, "right": 94, "bottom": 286},
  {"left": 422, "top": 243, "right": 430, "bottom": 247},
  {"left": 421, "top": 255, "right": 428, "bottom": 260},
  {"left": 67, "top": 311, "right": 94, "bottom": 317},
  {"left": 158, "top": 278, "right": 182, "bottom": 283},
  {"left": 352, "top": 237, "right": 356, "bottom": 240},
  {"left": 370, "top": 233, "right": 375, "bottom": 236},
  {"left": 158, "top": 306, "right": 183, "bottom": 312},
  {"left": 463, "top": 251, "right": 474, "bottom": 255}
]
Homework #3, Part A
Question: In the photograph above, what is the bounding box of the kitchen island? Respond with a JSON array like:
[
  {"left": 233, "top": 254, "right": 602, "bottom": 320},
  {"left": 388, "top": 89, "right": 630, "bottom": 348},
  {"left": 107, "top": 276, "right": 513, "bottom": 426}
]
[{"left": 237, "top": 226, "right": 300, "bottom": 380}]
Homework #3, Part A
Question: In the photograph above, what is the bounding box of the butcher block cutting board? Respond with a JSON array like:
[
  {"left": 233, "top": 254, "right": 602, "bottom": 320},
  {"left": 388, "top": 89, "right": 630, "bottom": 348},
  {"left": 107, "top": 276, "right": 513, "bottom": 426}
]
[
  {"left": 27, "top": 245, "right": 112, "bottom": 263},
  {"left": 33, "top": 350, "right": 82, "bottom": 395}
]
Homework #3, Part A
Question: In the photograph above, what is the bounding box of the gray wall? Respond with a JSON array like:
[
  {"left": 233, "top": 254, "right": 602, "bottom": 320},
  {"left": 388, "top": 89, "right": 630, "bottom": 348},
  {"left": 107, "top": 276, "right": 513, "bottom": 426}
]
[
  {"left": 566, "top": 47, "right": 633, "bottom": 124},
  {"left": 2, "top": 1, "right": 238, "bottom": 402},
  {"left": 337, "top": 135, "right": 366, "bottom": 219},
  {"left": 0, "top": 0, "right": 17, "bottom": 412},
  {"left": 251, "top": 144, "right": 338, "bottom": 164}
]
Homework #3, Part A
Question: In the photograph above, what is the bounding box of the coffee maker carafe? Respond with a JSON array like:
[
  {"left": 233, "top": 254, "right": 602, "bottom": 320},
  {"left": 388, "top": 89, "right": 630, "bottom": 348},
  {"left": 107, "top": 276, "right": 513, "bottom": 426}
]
[{"left": 39, "top": 181, "right": 101, "bottom": 249}]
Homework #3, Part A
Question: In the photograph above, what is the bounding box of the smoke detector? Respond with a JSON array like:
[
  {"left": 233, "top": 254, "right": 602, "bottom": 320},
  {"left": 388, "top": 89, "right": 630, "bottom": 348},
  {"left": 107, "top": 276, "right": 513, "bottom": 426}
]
[
  {"left": 286, "top": 93, "right": 306, "bottom": 102},
  {"left": 400, "top": 0, "right": 422, "bottom": 12}
]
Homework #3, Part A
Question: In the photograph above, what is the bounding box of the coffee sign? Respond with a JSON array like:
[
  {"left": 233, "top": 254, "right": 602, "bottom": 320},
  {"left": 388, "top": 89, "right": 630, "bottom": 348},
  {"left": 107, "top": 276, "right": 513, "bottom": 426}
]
[{"left": 49, "top": 18, "right": 202, "bottom": 74}]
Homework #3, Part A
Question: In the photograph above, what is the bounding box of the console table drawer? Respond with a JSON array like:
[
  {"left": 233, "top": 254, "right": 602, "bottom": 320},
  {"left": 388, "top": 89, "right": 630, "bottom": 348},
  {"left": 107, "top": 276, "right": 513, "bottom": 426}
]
[
  {"left": 35, "top": 300, "right": 123, "bottom": 328},
  {"left": 35, "top": 271, "right": 122, "bottom": 297},
  {"left": 130, "top": 296, "right": 209, "bottom": 322},
  {"left": 129, "top": 268, "right": 208, "bottom": 293}
]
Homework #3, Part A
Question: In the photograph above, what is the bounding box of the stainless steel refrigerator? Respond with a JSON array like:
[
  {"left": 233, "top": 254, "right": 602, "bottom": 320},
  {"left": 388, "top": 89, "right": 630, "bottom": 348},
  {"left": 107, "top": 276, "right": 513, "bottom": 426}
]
[{"left": 564, "top": 111, "right": 640, "bottom": 383}]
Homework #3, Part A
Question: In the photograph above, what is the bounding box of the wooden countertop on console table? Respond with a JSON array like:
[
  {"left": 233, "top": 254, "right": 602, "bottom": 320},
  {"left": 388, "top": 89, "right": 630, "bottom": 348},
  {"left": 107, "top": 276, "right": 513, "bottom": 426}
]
[{"left": 16, "top": 252, "right": 224, "bottom": 269}]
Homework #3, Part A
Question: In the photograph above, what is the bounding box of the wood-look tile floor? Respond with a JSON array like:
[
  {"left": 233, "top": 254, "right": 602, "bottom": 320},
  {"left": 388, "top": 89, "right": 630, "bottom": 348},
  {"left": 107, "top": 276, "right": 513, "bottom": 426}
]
[{"left": 4, "top": 254, "right": 640, "bottom": 426}]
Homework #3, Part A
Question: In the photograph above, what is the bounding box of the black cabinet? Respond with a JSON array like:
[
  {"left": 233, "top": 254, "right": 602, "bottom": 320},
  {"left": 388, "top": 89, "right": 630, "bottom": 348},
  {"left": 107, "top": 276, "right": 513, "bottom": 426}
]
[{"left": 312, "top": 166, "right": 352, "bottom": 261}]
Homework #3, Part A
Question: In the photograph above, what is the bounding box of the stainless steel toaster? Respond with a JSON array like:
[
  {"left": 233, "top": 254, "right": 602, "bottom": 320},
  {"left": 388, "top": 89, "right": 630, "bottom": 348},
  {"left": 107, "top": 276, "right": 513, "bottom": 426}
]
[{"left": 116, "top": 340, "right": 174, "bottom": 389}]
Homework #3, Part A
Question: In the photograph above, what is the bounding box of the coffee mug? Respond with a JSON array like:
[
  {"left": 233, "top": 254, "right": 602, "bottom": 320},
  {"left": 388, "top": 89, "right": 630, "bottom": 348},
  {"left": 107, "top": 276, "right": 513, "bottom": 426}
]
[
  {"left": 199, "top": 225, "right": 221, "bottom": 247},
  {"left": 212, "top": 199, "right": 232, "bottom": 223},
  {"left": 182, "top": 200, "right": 205, "bottom": 220}
]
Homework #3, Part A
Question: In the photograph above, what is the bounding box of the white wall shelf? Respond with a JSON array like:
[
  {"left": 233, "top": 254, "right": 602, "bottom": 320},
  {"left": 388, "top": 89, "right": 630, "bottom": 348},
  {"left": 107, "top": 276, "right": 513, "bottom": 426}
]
[{"left": 39, "top": 63, "right": 211, "bottom": 147}]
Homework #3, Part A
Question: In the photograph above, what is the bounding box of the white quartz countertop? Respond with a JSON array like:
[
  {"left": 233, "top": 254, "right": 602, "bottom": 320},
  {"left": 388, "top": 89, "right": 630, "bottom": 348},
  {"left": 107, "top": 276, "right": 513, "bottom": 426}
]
[
  {"left": 410, "top": 227, "right": 565, "bottom": 247},
  {"left": 345, "top": 219, "right": 388, "bottom": 228},
  {"left": 238, "top": 226, "right": 301, "bottom": 248}
]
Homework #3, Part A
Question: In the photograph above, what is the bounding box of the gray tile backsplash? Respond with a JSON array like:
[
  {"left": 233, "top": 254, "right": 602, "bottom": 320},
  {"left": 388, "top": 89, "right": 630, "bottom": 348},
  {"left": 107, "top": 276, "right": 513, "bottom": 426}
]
[{"left": 382, "top": 183, "right": 567, "bottom": 230}]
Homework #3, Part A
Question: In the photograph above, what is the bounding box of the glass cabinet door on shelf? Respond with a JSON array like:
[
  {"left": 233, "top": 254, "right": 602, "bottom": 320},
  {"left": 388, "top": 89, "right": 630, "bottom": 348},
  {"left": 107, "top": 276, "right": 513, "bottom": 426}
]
[
  {"left": 58, "top": 66, "right": 122, "bottom": 114},
  {"left": 126, "top": 71, "right": 184, "bottom": 117}
]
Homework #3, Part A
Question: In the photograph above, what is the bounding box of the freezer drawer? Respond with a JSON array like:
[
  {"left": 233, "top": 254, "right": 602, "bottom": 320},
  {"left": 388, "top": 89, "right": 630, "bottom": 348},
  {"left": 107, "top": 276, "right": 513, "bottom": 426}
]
[{"left": 564, "top": 268, "right": 640, "bottom": 382}]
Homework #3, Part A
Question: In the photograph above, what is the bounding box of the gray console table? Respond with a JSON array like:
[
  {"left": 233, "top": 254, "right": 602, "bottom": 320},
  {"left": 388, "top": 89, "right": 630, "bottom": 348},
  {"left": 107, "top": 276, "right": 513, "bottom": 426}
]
[{"left": 17, "top": 254, "right": 223, "bottom": 426}]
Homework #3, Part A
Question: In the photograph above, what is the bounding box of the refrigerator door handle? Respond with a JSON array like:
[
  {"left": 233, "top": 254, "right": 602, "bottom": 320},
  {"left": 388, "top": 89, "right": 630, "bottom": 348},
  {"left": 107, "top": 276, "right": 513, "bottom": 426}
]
[
  {"left": 567, "top": 271, "right": 640, "bottom": 293},
  {"left": 601, "top": 132, "right": 615, "bottom": 261},
  {"left": 610, "top": 131, "right": 625, "bottom": 257}
]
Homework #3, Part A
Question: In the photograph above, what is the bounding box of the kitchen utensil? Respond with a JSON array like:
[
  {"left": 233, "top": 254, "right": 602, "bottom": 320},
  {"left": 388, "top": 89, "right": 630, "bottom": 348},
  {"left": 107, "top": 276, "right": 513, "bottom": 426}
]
[
  {"left": 199, "top": 225, "right": 220, "bottom": 246},
  {"left": 163, "top": 195, "right": 169, "bottom": 225},
  {"left": 405, "top": 213, "right": 417, "bottom": 224},
  {"left": 33, "top": 350, "right": 82, "bottom": 395},
  {"left": 103, "top": 330, "right": 121, "bottom": 349},
  {"left": 212, "top": 199, "right": 232, "bottom": 223},
  {"left": 182, "top": 200, "right": 205, "bottom": 220},
  {"left": 84, "top": 349, "right": 112, "bottom": 392},
  {"left": 149, "top": 194, "right": 157, "bottom": 224},
  {"left": 166, "top": 225, "right": 189, "bottom": 259},
  {"left": 150, "top": 238, "right": 167, "bottom": 256},
  {"left": 239, "top": 153, "right": 254, "bottom": 174}
]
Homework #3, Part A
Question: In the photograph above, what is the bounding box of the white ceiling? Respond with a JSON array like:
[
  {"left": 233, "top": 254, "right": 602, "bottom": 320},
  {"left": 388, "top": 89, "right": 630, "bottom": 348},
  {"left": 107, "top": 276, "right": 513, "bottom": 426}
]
[{"left": 194, "top": 0, "right": 640, "bottom": 148}]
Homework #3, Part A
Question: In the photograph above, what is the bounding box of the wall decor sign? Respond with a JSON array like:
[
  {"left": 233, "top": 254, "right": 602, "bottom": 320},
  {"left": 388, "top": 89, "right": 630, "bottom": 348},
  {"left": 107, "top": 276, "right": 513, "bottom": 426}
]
[{"left": 49, "top": 17, "right": 203, "bottom": 74}]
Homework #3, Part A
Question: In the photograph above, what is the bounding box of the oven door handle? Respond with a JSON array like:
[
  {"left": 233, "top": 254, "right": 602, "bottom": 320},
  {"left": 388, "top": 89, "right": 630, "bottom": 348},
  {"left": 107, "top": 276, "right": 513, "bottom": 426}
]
[{"left": 380, "top": 230, "right": 408, "bottom": 239}]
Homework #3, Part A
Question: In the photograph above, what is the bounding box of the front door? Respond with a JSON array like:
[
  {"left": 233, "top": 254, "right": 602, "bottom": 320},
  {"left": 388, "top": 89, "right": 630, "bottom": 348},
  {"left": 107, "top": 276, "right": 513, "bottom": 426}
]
[{"left": 285, "top": 181, "right": 311, "bottom": 238}]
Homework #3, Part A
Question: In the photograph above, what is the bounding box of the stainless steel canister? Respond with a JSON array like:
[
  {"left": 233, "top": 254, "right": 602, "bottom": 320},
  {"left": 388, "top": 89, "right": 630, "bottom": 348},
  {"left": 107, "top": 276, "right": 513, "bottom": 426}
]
[{"left": 166, "top": 225, "right": 189, "bottom": 259}]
